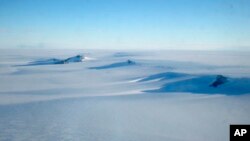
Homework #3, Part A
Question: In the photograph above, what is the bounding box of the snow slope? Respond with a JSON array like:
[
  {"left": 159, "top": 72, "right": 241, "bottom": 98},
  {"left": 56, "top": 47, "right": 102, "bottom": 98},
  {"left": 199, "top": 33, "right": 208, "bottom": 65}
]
[{"left": 0, "top": 49, "right": 250, "bottom": 141}]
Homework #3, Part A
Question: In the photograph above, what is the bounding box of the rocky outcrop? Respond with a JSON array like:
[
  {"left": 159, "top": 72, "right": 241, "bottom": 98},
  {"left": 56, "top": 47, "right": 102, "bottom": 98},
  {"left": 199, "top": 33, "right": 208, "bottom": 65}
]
[{"left": 210, "top": 75, "right": 228, "bottom": 87}]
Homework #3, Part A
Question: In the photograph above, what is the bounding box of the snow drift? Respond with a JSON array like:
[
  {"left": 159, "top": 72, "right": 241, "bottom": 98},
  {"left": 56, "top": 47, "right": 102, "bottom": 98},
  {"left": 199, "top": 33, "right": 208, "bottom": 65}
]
[
  {"left": 142, "top": 72, "right": 250, "bottom": 95},
  {"left": 89, "top": 59, "right": 136, "bottom": 69}
]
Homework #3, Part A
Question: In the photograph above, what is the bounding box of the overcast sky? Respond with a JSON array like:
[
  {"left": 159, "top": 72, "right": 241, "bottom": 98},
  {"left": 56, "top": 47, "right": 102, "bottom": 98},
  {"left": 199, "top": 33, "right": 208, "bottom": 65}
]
[{"left": 0, "top": 0, "right": 250, "bottom": 50}]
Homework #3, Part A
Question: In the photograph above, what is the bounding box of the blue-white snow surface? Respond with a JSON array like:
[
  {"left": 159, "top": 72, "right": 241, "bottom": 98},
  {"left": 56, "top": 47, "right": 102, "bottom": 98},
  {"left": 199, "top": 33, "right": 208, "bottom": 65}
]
[{"left": 0, "top": 49, "right": 250, "bottom": 141}]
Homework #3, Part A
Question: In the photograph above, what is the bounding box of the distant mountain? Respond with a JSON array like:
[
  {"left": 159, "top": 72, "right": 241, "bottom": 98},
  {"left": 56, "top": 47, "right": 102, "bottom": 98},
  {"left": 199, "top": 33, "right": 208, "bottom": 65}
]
[
  {"left": 89, "top": 59, "right": 136, "bottom": 70},
  {"left": 58, "top": 55, "right": 84, "bottom": 64},
  {"left": 20, "top": 55, "right": 85, "bottom": 66}
]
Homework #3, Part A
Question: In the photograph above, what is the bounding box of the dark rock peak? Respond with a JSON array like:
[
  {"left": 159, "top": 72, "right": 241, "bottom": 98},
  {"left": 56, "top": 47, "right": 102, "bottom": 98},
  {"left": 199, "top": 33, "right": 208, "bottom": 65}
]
[{"left": 210, "top": 75, "right": 228, "bottom": 87}]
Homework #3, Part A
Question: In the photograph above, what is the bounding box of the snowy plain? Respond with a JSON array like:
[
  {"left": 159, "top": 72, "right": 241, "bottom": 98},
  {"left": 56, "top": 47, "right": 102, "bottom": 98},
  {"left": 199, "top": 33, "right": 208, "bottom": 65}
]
[{"left": 0, "top": 49, "right": 250, "bottom": 141}]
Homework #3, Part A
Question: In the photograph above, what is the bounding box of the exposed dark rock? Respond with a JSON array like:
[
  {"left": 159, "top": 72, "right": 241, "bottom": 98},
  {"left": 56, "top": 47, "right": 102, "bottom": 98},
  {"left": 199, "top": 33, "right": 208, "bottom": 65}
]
[
  {"left": 127, "top": 59, "right": 135, "bottom": 64},
  {"left": 210, "top": 75, "right": 228, "bottom": 87},
  {"left": 63, "top": 55, "right": 84, "bottom": 64}
]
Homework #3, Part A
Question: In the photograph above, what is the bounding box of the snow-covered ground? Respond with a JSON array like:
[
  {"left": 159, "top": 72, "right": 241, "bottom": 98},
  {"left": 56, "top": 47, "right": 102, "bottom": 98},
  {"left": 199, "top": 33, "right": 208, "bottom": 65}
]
[{"left": 0, "top": 49, "right": 250, "bottom": 141}]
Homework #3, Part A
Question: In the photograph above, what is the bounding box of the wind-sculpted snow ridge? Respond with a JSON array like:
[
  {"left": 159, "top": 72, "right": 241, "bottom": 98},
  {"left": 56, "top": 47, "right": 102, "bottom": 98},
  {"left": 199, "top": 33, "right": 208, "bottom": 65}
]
[
  {"left": 142, "top": 72, "right": 250, "bottom": 95},
  {"left": 89, "top": 59, "right": 136, "bottom": 69},
  {"left": 19, "top": 55, "right": 84, "bottom": 66},
  {"left": 138, "top": 72, "right": 189, "bottom": 82}
]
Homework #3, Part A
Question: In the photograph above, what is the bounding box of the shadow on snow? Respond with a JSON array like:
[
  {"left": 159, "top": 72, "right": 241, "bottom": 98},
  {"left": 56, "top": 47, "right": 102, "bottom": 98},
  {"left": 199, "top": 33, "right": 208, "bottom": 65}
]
[
  {"left": 16, "top": 55, "right": 84, "bottom": 66},
  {"left": 89, "top": 60, "right": 136, "bottom": 70},
  {"left": 141, "top": 72, "right": 250, "bottom": 95}
]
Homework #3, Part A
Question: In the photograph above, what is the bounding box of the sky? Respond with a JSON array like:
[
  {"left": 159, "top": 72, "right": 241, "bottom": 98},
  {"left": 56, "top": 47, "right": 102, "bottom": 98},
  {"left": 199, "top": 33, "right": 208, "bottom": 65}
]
[{"left": 0, "top": 0, "right": 250, "bottom": 50}]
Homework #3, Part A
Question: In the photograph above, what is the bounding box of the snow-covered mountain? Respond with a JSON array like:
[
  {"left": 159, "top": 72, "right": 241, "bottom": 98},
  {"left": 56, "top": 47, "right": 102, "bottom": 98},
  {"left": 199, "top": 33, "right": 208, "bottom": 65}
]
[
  {"left": 63, "top": 55, "right": 84, "bottom": 64},
  {"left": 21, "top": 55, "right": 85, "bottom": 66}
]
